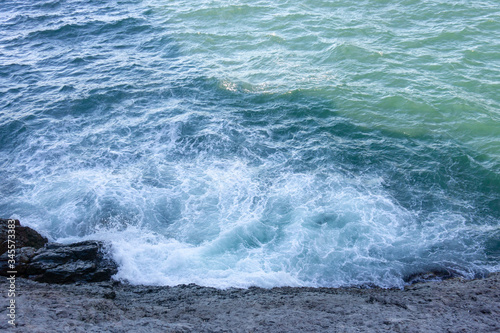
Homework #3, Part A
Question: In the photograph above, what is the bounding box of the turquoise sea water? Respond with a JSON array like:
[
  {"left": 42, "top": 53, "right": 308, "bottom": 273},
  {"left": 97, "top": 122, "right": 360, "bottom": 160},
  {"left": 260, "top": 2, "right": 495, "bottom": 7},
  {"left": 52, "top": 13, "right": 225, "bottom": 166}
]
[{"left": 1, "top": 0, "right": 499, "bottom": 288}]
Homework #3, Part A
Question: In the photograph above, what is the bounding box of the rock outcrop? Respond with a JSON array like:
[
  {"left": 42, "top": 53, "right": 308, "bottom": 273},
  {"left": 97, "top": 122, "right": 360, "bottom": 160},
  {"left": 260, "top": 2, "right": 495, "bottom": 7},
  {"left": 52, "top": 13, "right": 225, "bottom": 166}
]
[
  {"left": 0, "top": 219, "right": 117, "bottom": 283},
  {"left": 0, "top": 219, "right": 48, "bottom": 255}
]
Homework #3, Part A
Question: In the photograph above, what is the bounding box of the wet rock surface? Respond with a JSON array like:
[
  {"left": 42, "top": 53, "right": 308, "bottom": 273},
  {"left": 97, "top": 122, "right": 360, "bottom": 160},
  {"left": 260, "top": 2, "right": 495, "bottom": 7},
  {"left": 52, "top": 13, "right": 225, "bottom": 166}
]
[
  {"left": 25, "top": 241, "right": 118, "bottom": 283},
  {"left": 0, "top": 219, "right": 117, "bottom": 283}
]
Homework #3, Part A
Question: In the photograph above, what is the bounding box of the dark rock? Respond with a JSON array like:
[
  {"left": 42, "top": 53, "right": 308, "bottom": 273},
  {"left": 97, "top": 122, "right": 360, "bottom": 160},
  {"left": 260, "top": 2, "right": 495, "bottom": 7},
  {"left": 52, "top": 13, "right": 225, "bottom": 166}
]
[
  {"left": 43, "top": 241, "right": 100, "bottom": 260},
  {"left": 404, "top": 269, "right": 456, "bottom": 284},
  {"left": 0, "top": 246, "right": 37, "bottom": 275},
  {"left": 27, "top": 241, "right": 118, "bottom": 283},
  {"left": 104, "top": 291, "right": 116, "bottom": 299},
  {"left": 0, "top": 219, "right": 48, "bottom": 255},
  {"left": 0, "top": 219, "right": 117, "bottom": 283},
  {"left": 480, "top": 308, "right": 492, "bottom": 314}
]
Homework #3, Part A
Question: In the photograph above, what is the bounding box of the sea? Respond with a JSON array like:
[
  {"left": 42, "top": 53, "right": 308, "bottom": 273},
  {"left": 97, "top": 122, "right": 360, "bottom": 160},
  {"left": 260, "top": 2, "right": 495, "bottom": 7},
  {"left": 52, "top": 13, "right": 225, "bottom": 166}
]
[{"left": 1, "top": 0, "right": 499, "bottom": 289}]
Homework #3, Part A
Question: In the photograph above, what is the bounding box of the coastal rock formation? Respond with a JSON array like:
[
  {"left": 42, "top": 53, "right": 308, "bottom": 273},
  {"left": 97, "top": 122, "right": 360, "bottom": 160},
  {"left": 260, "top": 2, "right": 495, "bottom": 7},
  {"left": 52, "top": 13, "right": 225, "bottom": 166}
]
[
  {"left": 0, "top": 219, "right": 48, "bottom": 255},
  {"left": 25, "top": 241, "right": 118, "bottom": 283},
  {"left": 0, "top": 219, "right": 117, "bottom": 283}
]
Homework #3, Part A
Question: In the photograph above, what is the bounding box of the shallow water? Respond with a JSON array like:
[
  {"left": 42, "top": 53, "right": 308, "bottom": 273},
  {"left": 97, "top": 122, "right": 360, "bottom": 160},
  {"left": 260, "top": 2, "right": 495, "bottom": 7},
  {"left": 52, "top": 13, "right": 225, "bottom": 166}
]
[{"left": 1, "top": 0, "right": 499, "bottom": 288}]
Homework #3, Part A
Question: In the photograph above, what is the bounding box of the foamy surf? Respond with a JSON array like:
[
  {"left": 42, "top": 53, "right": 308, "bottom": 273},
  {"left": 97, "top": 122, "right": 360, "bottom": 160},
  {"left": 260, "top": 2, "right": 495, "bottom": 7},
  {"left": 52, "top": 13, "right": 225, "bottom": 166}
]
[{"left": 1, "top": 0, "right": 498, "bottom": 288}]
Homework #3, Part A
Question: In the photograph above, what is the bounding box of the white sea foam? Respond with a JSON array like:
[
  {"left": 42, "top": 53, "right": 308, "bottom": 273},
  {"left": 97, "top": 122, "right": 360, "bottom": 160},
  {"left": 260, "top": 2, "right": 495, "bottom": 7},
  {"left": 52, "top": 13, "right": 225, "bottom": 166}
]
[{"left": 16, "top": 154, "right": 456, "bottom": 288}]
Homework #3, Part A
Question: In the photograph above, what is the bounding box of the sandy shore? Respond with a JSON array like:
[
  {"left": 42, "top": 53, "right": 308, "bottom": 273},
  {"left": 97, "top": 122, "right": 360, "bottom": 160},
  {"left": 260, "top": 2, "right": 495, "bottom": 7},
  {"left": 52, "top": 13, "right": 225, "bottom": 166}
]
[{"left": 1, "top": 273, "right": 499, "bottom": 332}]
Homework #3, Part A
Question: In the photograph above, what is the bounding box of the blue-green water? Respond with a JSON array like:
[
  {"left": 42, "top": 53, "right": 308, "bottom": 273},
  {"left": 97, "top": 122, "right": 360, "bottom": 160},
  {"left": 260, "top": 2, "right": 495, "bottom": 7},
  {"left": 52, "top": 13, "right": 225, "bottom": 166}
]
[{"left": 1, "top": 0, "right": 499, "bottom": 288}]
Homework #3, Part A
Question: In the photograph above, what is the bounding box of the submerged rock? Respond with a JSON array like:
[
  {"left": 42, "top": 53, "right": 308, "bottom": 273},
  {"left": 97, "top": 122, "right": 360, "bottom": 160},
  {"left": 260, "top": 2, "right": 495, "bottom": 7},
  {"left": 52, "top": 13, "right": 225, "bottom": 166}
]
[
  {"left": 0, "top": 219, "right": 117, "bottom": 283},
  {"left": 403, "top": 268, "right": 466, "bottom": 285}
]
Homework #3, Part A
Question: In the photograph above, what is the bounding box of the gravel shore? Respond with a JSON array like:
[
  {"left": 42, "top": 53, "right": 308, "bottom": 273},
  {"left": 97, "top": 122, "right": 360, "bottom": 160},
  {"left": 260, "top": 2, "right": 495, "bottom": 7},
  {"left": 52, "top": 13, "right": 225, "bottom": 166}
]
[{"left": 1, "top": 273, "right": 499, "bottom": 332}]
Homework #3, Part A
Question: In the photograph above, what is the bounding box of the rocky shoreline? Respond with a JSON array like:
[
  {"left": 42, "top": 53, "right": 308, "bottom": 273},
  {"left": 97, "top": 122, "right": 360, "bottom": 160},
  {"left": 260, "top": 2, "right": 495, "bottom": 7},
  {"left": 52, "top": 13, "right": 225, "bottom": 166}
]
[
  {"left": 1, "top": 219, "right": 499, "bottom": 332},
  {"left": 0, "top": 219, "right": 117, "bottom": 284}
]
